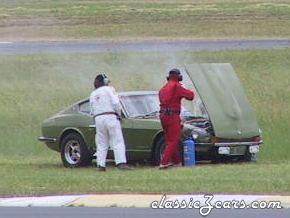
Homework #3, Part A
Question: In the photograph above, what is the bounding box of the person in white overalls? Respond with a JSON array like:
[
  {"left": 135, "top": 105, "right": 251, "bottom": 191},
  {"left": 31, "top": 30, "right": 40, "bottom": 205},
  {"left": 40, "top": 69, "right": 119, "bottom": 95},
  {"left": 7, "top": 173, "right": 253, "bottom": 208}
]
[{"left": 89, "top": 74, "right": 131, "bottom": 171}]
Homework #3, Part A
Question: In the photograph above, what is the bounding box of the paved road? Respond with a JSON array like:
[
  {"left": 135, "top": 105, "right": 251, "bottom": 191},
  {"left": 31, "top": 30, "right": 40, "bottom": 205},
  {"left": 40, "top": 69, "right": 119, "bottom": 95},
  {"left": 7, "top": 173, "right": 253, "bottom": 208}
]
[
  {"left": 0, "top": 39, "right": 289, "bottom": 54},
  {"left": 0, "top": 208, "right": 289, "bottom": 218}
]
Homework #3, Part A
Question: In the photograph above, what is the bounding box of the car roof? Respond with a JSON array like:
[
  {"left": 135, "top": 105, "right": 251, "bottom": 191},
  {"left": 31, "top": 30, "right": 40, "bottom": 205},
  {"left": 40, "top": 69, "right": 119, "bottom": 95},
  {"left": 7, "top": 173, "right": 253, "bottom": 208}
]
[
  {"left": 119, "top": 90, "right": 157, "bottom": 96},
  {"left": 77, "top": 90, "right": 157, "bottom": 105}
]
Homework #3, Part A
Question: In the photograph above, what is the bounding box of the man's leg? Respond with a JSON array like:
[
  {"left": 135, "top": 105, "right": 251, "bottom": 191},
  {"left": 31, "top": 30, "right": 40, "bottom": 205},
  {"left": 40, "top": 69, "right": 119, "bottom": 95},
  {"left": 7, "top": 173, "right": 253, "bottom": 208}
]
[
  {"left": 160, "top": 116, "right": 173, "bottom": 166},
  {"left": 160, "top": 129, "right": 171, "bottom": 165},
  {"left": 107, "top": 115, "right": 127, "bottom": 165},
  {"left": 161, "top": 116, "right": 181, "bottom": 166},
  {"left": 171, "top": 118, "right": 182, "bottom": 165},
  {"left": 95, "top": 117, "right": 110, "bottom": 168}
]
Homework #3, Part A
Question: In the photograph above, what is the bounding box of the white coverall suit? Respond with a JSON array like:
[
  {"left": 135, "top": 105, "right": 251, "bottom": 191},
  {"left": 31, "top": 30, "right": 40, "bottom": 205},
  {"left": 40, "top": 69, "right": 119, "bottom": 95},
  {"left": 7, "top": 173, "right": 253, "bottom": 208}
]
[{"left": 89, "top": 86, "right": 127, "bottom": 167}]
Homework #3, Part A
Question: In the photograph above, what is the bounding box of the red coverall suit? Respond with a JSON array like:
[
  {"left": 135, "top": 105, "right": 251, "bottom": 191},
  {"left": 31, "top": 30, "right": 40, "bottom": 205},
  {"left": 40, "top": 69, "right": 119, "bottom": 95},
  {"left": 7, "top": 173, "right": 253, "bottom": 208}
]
[{"left": 159, "top": 77, "right": 194, "bottom": 166}]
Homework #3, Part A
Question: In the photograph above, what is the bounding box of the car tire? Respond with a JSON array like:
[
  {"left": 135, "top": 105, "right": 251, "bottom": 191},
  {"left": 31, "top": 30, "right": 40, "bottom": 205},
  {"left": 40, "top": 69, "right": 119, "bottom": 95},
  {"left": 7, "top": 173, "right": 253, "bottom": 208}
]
[
  {"left": 212, "top": 153, "right": 257, "bottom": 164},
  {"left": 60, "top": 132, "right": 92, "bottom": 168},
  {"left": 152, "top": 136, "right": 165, "bottom": 165},
  {"left": 243, "top": 151, "right": 257, "bottom": 163},
  {"left": 211, "top": 156, "right": 222, "bottom": 164},
  {"left": 152, "top": 136, "right": 184, "bottom": 166}
]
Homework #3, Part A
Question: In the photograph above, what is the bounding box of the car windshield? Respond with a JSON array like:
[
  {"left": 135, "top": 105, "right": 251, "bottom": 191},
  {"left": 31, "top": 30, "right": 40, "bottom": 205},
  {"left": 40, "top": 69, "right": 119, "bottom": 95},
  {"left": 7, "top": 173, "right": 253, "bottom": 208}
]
[
  {"left": 121, "top": 94, "right": 160, "bottom": 118},
  {"left": 120, "top": 93, "right": 208, "bottom": 119},
  {"left": 79, "top": 101, "right": 90, "bottom": 114}
]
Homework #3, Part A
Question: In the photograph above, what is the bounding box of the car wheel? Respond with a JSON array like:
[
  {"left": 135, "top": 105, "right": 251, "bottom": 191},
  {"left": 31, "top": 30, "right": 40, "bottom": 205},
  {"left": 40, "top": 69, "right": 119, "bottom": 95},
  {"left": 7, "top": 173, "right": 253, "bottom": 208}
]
[
  {"left": 211, "top": 154, "right": 229, "bottom": 164},
  {"left": 211, "top": 149, "right": 232, "bottom": 164},
  {"left": 60, "top": 132, "right": 91, "bottom": 168},
  {"left": 243, "top": 151, "right": 257, "bottom": 163},
  {"left": 152, "top": 136, "right": 165, "bottom": 165},
  {"left": 152, "top": 136, "right": 184, "bottom": 165}
]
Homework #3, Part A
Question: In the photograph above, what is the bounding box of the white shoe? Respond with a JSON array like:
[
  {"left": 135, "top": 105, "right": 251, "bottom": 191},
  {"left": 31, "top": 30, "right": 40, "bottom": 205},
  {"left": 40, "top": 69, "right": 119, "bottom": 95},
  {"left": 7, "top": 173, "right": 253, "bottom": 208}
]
[{"left": 159, "top": 163, "right": 173, "bottom": 170}]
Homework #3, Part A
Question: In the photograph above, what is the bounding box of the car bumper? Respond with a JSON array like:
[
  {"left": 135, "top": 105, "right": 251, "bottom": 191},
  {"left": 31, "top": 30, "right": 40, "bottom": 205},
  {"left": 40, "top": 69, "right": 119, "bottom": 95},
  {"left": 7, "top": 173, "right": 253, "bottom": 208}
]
[
  {"left": 215, "top": 140, "right": 263, "bottom": 155},
  {"left": 214, "top": 140, "right": 263, "bottom": 147},
  {"left": 38, "top": 136, "right": 57, "bottom": 143}
]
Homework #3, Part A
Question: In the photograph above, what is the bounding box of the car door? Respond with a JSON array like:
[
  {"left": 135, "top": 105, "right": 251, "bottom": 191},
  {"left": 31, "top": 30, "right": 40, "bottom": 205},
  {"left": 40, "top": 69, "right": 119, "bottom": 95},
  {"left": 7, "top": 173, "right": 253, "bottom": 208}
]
[{"left": 79, "top": 100, "right": 135, "bottom": 150}]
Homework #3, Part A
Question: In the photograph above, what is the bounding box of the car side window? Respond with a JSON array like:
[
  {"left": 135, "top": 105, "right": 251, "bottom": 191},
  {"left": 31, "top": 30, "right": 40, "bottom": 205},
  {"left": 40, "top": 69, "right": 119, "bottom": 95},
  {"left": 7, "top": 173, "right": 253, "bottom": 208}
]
[
  {"left": 79, "top": 101, "right": 90, "bottom": 114},
  {"left": 79, "top": 100, "right": 125, "bottom": 117}
]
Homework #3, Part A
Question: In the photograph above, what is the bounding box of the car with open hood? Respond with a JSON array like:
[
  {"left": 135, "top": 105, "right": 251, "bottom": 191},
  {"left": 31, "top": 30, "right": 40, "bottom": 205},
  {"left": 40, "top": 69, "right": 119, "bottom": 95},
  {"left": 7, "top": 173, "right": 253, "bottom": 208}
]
[{"left": 38, "top": 63, "right": 263, "bottom": 167}]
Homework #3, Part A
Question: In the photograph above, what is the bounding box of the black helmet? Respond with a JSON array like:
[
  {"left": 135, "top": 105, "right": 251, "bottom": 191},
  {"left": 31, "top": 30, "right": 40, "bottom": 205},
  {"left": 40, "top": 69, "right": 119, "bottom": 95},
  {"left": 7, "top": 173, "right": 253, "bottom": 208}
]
[{"left": 167, "top": 68, "right": 183, "bottom": 81}]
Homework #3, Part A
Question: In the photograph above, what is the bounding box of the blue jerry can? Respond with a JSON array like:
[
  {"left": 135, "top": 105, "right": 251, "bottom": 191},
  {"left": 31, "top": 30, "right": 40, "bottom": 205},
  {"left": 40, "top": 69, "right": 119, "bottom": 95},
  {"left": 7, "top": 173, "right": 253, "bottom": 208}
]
[{"left": 183, "top": 138, "right": 196, "bottom": 166}]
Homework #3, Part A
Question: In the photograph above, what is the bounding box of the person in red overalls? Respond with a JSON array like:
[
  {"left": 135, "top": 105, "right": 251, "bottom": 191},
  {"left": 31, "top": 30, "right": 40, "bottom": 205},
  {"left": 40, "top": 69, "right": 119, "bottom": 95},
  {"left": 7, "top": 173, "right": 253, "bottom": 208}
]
[{"left": 159, "top": 68, "right": 194, "bottom": 169}]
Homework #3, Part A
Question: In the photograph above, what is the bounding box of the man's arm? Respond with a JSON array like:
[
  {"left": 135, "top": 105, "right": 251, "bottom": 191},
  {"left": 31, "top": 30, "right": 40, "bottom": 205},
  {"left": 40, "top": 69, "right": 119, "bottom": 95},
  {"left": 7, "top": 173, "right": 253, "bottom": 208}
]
[
  {"left": 108, "top": 86, "right": 122, "bottom": 115},
  {"left": 177, "top": 84, "right": 194, "bottom": 101},
  {"left": 89, "top": 93, "right": 95, "bottom": 116}
]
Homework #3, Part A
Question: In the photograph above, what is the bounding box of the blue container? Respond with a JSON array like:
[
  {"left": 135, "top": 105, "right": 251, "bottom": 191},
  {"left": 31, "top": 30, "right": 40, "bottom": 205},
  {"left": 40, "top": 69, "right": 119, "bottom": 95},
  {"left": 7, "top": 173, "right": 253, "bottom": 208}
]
[{"left": 183, "top": 138, "right": 196, "bottom": 166}]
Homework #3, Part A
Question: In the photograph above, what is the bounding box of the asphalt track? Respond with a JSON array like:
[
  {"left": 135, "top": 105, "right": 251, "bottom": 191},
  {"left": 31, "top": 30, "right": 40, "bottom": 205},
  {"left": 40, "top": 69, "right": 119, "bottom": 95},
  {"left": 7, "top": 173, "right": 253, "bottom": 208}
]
[
  {"left": 0, "top": 39, "right": 289, "bottom": 54},
  {"left": 0, "top": 208, "right": 290, "bottom": 218}
]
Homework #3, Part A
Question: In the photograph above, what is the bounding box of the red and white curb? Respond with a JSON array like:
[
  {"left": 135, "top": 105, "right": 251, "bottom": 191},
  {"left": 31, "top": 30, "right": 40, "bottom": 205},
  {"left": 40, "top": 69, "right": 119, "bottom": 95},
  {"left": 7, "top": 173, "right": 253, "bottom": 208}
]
[{"left": 0, "top": 194, "right": 289, "bottom": 208}]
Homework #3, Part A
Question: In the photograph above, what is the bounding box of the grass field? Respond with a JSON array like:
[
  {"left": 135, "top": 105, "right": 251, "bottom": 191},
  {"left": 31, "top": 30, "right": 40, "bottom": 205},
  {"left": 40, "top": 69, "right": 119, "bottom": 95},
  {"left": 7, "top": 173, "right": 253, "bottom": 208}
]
[
  {"left": 0, "top": 0, "right": 290, "bottom": 41},
  {"left": 1, "top": 159, "right": 290, "bottom": 196},
  {"left": 0, "top": 49, "right": 289, "bottom": 195}
]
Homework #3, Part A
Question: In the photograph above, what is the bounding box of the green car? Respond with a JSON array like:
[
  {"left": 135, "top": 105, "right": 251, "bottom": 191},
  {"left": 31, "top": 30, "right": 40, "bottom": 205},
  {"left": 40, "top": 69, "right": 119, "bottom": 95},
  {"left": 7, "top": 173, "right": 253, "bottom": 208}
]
[{"left": 38, "top": 63, "right": 263, "bottom": 167}]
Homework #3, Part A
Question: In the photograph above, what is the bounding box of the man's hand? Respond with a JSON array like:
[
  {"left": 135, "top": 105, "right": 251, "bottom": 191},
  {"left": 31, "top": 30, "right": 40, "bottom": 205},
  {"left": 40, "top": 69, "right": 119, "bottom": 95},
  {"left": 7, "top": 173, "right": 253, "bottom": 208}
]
[{"left": 116, "top": 114, "right": 122, "bottom": 122}]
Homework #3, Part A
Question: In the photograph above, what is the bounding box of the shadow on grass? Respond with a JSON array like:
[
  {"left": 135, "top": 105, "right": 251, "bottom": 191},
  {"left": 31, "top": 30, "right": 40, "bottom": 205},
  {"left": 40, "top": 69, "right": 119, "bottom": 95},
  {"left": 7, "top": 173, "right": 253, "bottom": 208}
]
[
  {"left": 0, "top": 161, "right": 63, "bottom": 169},
  {"left": 0, "top": 157, "right": 263, "bottom": 173}
]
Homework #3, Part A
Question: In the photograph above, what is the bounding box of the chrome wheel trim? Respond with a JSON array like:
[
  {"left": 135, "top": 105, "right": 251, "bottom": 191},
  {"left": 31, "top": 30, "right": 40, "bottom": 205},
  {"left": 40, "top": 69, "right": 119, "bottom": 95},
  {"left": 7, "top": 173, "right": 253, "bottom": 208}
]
[{"left": 64, "top": 140, "right": 81, "bottom": 165}]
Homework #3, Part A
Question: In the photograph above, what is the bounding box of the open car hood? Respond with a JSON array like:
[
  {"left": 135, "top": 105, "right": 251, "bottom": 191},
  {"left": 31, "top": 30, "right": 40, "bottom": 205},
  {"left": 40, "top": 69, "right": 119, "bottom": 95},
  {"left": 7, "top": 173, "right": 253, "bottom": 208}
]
[{"left": 185, "top": 63, "right": 260, "bottom": 139}]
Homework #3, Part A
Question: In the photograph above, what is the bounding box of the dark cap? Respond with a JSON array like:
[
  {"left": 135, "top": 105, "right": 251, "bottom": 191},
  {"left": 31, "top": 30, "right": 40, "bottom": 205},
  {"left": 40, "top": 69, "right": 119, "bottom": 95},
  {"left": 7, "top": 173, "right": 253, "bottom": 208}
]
[
  {"left": 94, "top": 73, "right": 110, "bottom": 88},
  {"left": 95, "top": 74, "right": 105, "bottom": 83},
  {"left": 167, "top": 68, "right": 183, "bottom": 81},
  {"left": 169, "top": 68, "right": 181, "bottom": 75}
]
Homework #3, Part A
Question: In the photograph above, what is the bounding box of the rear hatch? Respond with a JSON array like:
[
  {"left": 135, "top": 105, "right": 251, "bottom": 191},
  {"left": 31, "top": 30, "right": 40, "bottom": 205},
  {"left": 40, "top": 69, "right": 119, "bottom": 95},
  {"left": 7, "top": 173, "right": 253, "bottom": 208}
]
[{"left": 184, "top": 63, "right": 260, "bottom": 139}]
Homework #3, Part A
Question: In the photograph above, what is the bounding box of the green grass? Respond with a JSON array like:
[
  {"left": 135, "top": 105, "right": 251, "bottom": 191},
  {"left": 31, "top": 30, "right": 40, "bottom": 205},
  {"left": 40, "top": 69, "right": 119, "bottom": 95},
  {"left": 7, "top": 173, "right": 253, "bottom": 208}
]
[
  {"left": 1, "top": 0, "right": 290, "bottom": 41},
  {"left": 0, "top": 49, "right": 289, "bottom": 195},
  {"left": 1, "top": 159, "right": 290, "bottom": 196}
]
